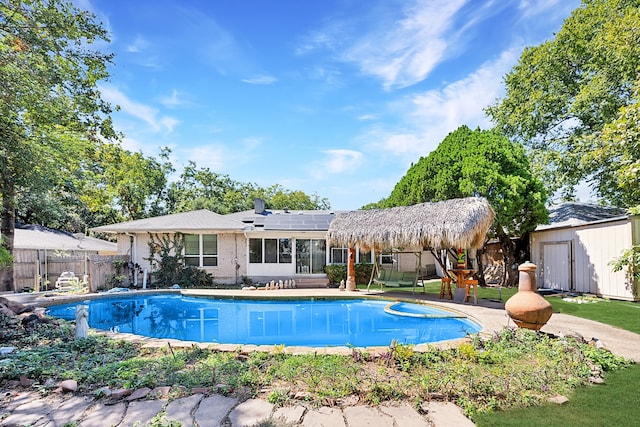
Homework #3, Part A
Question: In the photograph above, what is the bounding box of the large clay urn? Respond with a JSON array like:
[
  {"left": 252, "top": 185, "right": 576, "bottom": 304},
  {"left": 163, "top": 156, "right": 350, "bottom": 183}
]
[{"left": 505, "top": 262, "right": 552, "bottom": 330}]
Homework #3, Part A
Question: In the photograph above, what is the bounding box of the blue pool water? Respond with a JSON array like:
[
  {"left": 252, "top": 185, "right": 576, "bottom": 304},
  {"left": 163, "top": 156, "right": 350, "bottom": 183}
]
[{"left": 46, "top": 294, "right": 480, "bottom": 347}]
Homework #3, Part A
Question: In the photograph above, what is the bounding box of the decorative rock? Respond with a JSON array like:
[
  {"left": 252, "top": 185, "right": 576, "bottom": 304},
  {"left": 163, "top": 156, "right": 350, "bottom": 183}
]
[
  {"left": 110, "top": 388, "right": 132, "bottom": 399},
  {"left": 96, "top": 386, "right": 112, "bottom": 397},
  {"left": 191, "top": 387, "right": 210, "bottom": 394},
  {"left": 294, "top": 391, "right": 312, "bottom": 400},
  {"left": 505, "top": 262, "right": 553, "bottom": 330},
  {"left": 589, "top": 376, "right": 605, "bottom": 384},
  {"left": 19, "top": 375, "right": 35, "bottom": 387},
  {"left": 150, "top": 386, "right": 171, "bottom": 398},
  {"left": 127, "top": 387, "right": 152, "bottom": 401},
  {"left": 548, "top": 395, "right": 569, "bottom": 404},
  {"left": 0, "top": 346, "right": 15, "bottom": 356},
  {"left": 58, "top": 379, "right": 78, "bottom": 392}
]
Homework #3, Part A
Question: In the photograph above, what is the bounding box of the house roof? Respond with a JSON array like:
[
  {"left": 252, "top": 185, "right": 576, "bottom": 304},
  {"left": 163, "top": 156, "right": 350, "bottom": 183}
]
[
  {"left": 535, "top": 202, "right": 627, "bottom": 231},
  {"left": 13, "top": 227, "right": 117, "bottom": 252},
  {"left": 327, "top": 197, "right": 495, "bottom": 251},
  {"left": 91, "top": 209, "right": 246, "bottom": 233}
]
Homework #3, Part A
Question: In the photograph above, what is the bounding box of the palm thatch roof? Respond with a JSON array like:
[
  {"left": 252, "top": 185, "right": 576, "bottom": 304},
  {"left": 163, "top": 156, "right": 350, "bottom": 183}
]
[{"left": 327, "top": 197, "right": 495, "bottom": 251}]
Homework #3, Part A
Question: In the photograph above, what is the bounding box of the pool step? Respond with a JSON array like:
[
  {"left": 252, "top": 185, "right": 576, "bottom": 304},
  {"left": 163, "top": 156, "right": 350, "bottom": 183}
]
[{"left": 295, "top": 277, "right": 330, "bottom": 288}]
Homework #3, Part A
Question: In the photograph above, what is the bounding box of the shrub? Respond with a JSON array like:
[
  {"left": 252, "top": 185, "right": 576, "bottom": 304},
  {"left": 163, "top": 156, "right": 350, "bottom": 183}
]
[{"left": 325, "top": 264, "right": 346, "bottom": 285}]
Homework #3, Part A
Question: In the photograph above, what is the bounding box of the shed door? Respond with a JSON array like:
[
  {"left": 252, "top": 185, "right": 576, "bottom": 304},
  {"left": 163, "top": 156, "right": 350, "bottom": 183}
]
[{"left": 542, "top": 242, "right": 572, "bottom": 291}]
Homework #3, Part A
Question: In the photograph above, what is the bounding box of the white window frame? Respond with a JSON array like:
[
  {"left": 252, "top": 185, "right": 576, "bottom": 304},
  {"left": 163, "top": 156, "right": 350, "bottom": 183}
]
[{"left": 184, "top": 234, "right": 218, "bottom": 267}]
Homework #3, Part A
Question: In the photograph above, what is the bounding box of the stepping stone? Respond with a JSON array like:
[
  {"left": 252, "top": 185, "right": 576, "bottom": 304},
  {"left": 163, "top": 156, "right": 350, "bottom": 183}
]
[
  {"left": 50, "top": 395, "right": 94, "bottom": 426},
  {"left": 379, "top": 403, "right": 430, "bottom": 427},
  {"left": 421, "top": 402, "right": 475, "bottom": 427},
  {"left": 301, "top": 407, "right": 346, "bottom": 427},
  {"left": 273, "top": 404, "right": 306, "bottom": 424},
  {"left": 0, "top": 394, "right": 57, "bottom": 427},
  {"left": 164, "top": 394, "right": 203, "bottom": 425},
  {"left": 194, "top": 394, "right": 238, "bottom": 427},
  {"left": 227, "top": 398, "right": 273, "bottom": 427},
  {"left": 343, "top": 406, "right": 393, "bottom": 427},
  {"left": 79, "top": 402, "right": 126, "bottom": 427},
  {"left": 118, "top": 399, "right": 166, "bottom": 426}
]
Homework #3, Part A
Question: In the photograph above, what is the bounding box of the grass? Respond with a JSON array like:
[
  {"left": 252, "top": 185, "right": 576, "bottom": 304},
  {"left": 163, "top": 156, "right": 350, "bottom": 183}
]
[
  {"left": 474, "top": 362, "right": 640, "bottom": 427},
  {"left": 546, "top": 297, "right": 640, "bottom": 334}
]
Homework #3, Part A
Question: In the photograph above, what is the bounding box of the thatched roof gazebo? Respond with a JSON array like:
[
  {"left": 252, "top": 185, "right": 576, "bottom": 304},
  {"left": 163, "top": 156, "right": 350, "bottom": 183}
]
[{"left": 327, "top": 197, "right": 495, "bottom": 290}]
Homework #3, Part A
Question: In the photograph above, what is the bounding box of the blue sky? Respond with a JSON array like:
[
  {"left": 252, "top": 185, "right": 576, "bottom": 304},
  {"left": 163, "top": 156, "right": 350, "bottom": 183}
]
[{"left": 80, "top": 0, "right": 581, "bottom": 210}]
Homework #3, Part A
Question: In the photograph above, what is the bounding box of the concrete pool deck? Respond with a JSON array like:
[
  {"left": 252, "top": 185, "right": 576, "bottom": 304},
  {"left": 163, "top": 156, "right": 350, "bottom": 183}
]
[{"left": 2, "top": 288, "right": 639, "bottom": 426}]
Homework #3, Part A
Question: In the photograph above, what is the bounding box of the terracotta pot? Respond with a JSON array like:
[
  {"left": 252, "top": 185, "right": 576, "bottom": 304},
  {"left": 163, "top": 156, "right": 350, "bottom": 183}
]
[{"left": 505, "top": 262, "right": 552, "bottom": 330}]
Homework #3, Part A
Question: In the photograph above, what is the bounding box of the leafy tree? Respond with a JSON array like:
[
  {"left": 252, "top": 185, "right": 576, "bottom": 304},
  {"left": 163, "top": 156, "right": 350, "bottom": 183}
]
[
  {"left": 0, "top": 0, "right": 116, "bottom": 291},
  {"left": 258, "top": 184, "right": 331, "bottom": 211},
  {"left": 166, "top": 162, "right": 257, "bottom": 214},
  {"left": 380, "top": 126, "right": 548, "bottom": 286},
  {"left": 80, "top": 145, "right": 173, "bottom": 225},
  {"left": 486, "top": 0, "right": 640, "bottom": 206},
  {"left": 167, "top": 163, "right": 330, "bottom": 214}
]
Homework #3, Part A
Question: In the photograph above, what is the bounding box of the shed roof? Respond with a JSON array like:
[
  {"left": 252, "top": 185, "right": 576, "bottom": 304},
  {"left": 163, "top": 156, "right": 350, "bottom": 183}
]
[
  {"left": 14, "top": 228, "right": 117, "bottom": 252},
  {"left": 327, "top": 197, "right": 495, "bottom": 251},
  {"left": 535, "top": 202, "right": 627, "bottom": 231},
  {"left": 91, "top": 209, "right": 246, "bottom": 233}
]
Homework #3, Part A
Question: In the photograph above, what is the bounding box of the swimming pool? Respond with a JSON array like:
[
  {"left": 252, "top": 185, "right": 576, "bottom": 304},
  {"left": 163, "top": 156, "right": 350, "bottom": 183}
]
[{"left": 45, "top": 294, "right": 480, "bottom": 347}]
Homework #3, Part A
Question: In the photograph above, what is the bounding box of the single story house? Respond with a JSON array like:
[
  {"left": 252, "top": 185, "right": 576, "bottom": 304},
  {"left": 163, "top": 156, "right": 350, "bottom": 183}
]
[
  {"left": 530, "top": 202, "right": 639, "bottom": 301},
  {"left": 91, "top": 199, "right": 441, "bottom": 286}
]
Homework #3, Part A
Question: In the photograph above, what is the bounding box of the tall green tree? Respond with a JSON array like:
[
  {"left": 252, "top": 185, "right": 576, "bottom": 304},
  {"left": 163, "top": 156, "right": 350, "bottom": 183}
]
[
  {"left": 486, "top": 0, "right": 640, "bottom": 206},
  {"left": 0, "top": 0, "right": 116, "bottom": 291},
  {"left": 80, "top": 145, "right": 173, "bottom": 225},
  {"left": 380, "top": 126, "right": 548, "bottom": 286}
]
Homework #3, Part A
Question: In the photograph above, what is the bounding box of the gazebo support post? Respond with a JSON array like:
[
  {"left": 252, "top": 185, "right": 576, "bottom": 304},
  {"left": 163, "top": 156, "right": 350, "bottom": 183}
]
[{"left": 346, "top": 246, "right": 357, "bottom": 291}]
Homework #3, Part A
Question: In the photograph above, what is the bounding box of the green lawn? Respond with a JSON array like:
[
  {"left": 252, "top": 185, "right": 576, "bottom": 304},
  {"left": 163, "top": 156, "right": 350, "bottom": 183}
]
[{"left": 474, "top": 363, "right": 640, "bottom": 427}]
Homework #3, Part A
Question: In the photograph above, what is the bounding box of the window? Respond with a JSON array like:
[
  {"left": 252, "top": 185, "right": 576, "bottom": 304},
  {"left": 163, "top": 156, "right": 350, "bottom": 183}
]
[
  {"left": 330, "top": 247, "right": 348, "bottom": 264},
  {"left": 358, "top": 249, "right": 372, "bottom": 264},
  {"left": 184, "top": 234, "right": 218, "bottom": 267},
  {"left": 250, "top": 238, "right": 292, "bottom": 263},
  {"left": 249, "top": 238, "right": 262, "bottom": 263},
  {"left": 330, "top": 247, "right": 372, "bottom": 264}
]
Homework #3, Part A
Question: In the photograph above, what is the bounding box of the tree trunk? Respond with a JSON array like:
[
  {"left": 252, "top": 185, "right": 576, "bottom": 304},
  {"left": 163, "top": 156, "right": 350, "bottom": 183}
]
[
  {"left": 497, "top": 228, "right": 518, "bottom": 287},
  {"left": 0, "top": 177, "right": 16, "bottom": 292},
  {"left": 476, "top": 246, "right": 487, "bottom": 287}
]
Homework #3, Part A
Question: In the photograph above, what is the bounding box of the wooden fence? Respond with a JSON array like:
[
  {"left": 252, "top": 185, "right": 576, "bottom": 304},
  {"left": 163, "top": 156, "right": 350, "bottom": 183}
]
[{"left": 12, "top": 249, "right": 130, "bottom": 293}]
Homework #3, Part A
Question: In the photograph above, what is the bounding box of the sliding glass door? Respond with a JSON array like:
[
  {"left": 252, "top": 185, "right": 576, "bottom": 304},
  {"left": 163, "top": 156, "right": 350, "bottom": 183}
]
[{"left": 295, "top": 239, "right": 326, "bottom": 274}]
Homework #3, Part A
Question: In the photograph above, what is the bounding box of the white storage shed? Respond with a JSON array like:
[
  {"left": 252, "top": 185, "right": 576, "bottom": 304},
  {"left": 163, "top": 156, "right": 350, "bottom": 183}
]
[{"left": 530, "top": 203, "right": 639, "bottom": 301}]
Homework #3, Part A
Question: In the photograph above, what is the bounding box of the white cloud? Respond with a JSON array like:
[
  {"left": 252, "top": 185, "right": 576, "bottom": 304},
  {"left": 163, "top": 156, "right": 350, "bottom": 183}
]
[
  {"left": 177, "top": 137, "right": 264, "bottom": 174},
  {"left": 518, "top": 0, "right": 563, "bottom": 18},
  {"left": 99, "top": 84, "right": 180, "bottom": 133},
  {"left": 365, "top": 48, "right": 518, "bottom": 159},
  {"left": 241, "top": 75, "right": 278, "bottom": 85},
  {"left": 159, "top": 90, "right": 188, "bottom": 108},
  {"left": 126, "top": 35, "right": 150, "bottom": 53},
  {"left": 310, "top": 149, "right": 363, "bottom": 179},
  {"left": 341, "top": 0, "right": 467, "bottom": 89}
]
